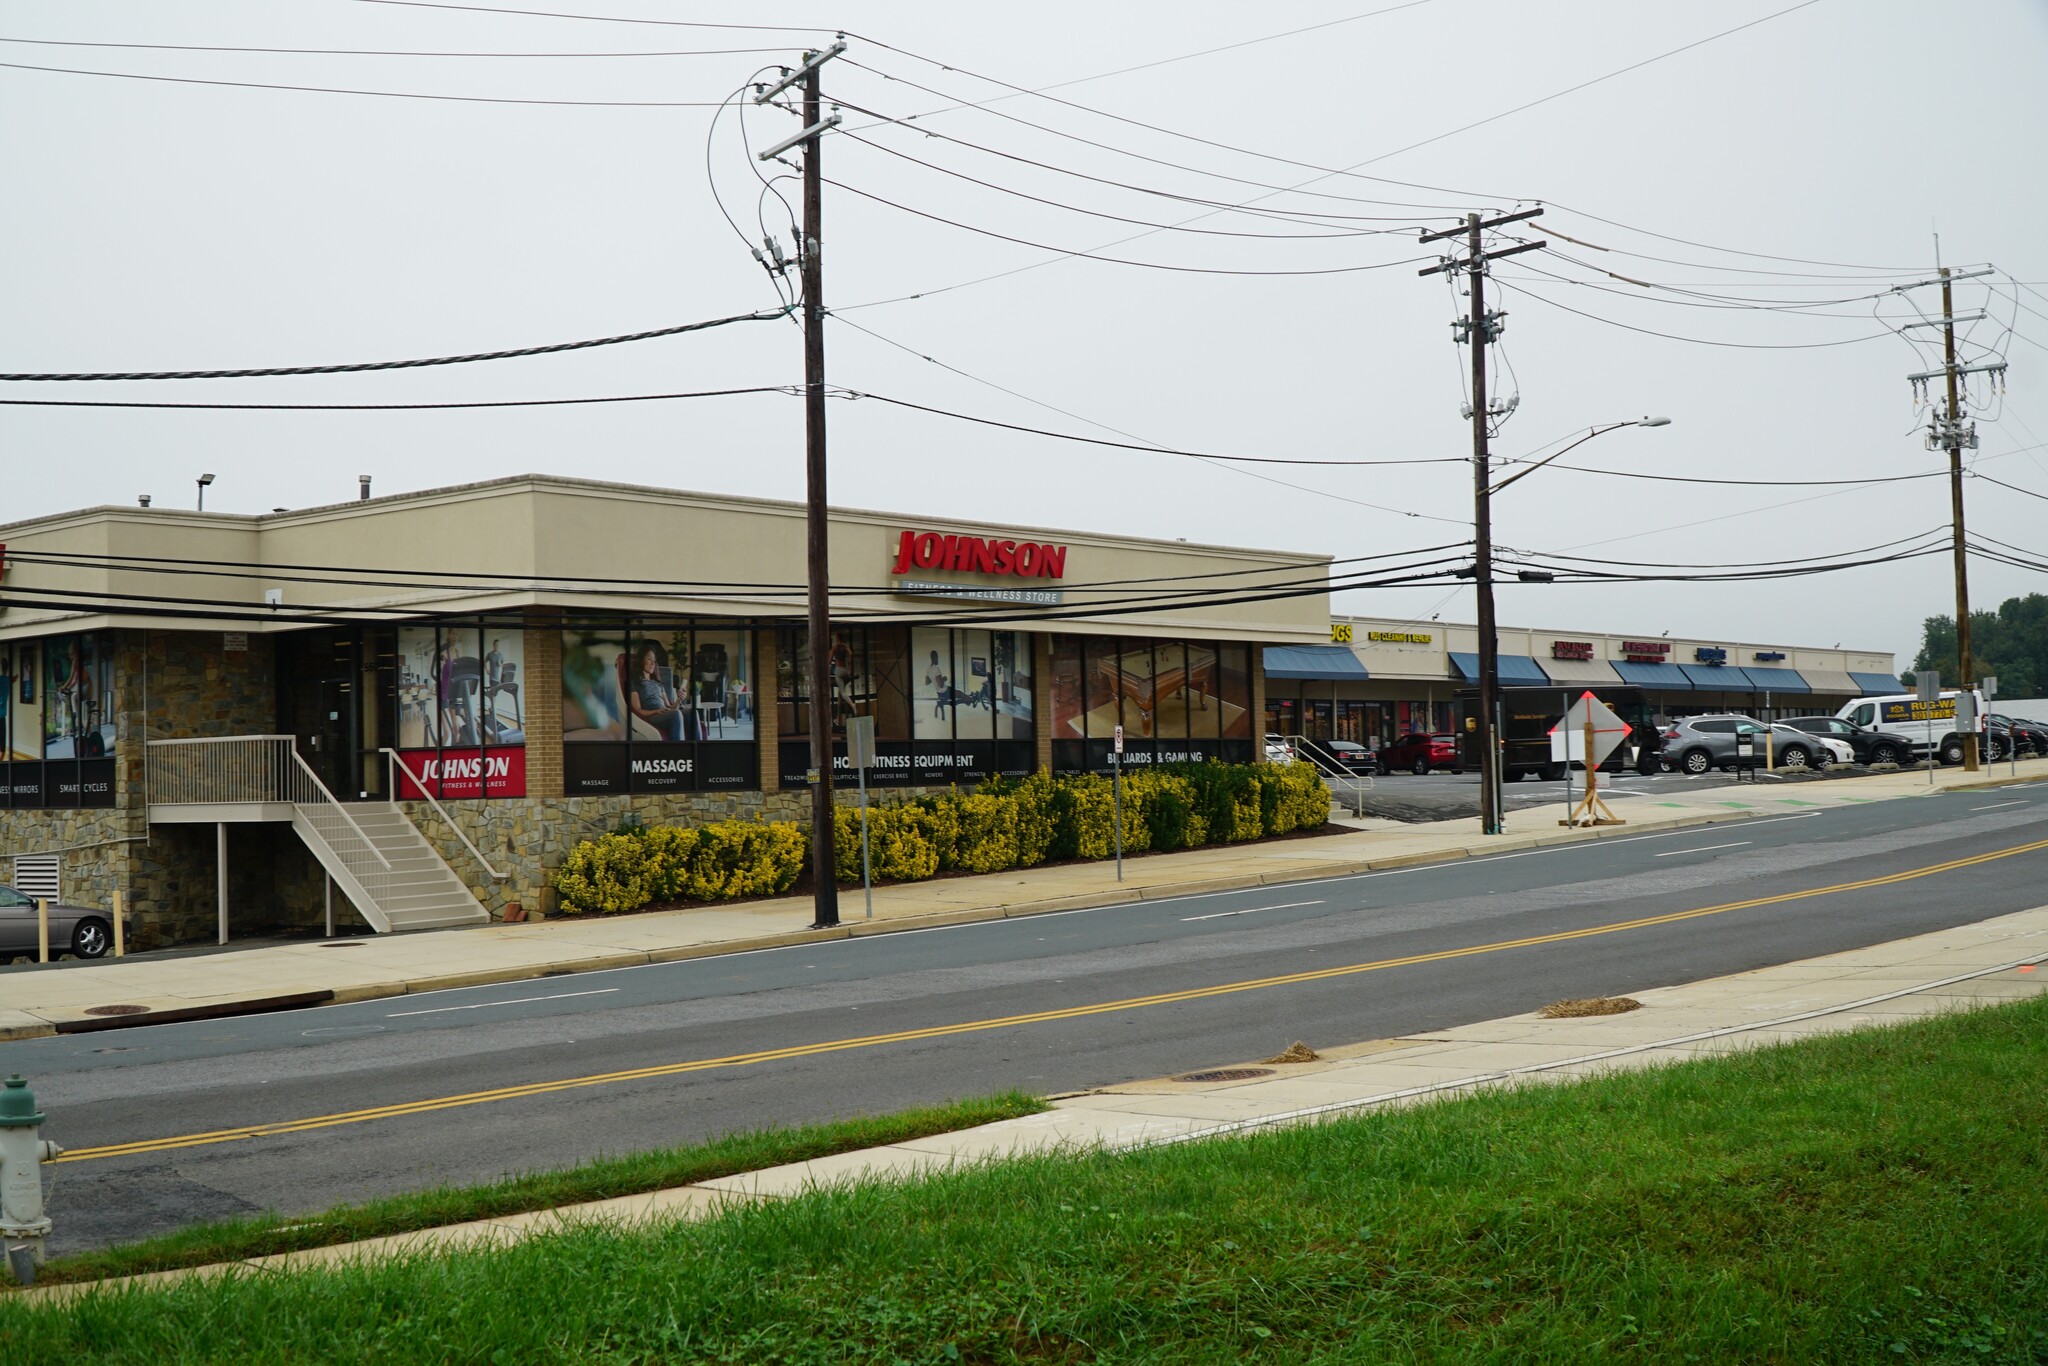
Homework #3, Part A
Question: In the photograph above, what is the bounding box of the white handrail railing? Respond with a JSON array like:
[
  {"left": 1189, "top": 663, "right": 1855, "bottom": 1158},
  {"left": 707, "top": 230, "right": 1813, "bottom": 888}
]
[{"left": 382, "top": 748, "right": 507, "bottom": 881}]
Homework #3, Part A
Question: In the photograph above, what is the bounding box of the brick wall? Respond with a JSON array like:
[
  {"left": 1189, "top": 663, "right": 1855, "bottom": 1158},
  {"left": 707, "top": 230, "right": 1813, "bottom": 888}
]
[{"left": 522, "top": 609, "right": 564, "bottom": 799}]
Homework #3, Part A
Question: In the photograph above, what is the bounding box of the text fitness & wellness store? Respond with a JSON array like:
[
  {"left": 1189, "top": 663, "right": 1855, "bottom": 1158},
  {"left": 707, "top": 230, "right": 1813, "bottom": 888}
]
[{"left": 0, "top": 475, "right": 1328, "bottom": 943}]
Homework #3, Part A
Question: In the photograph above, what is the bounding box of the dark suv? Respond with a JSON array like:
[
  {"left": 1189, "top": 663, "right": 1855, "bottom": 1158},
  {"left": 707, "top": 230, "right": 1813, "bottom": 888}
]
[{"left": 1778, "top": 715, "right": 1914, "bottom": 766}]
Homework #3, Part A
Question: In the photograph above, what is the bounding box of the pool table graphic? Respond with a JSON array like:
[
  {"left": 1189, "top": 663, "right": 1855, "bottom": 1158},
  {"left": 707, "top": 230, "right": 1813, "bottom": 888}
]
[{"left": 1088, "top": 646, "right": 1218, "bottom": 736}]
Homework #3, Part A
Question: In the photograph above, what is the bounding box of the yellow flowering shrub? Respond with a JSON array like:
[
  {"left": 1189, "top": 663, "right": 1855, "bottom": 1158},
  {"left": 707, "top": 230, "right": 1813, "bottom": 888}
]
[{"left": 553, "top": 818, "right": 805, "bottom": 914}]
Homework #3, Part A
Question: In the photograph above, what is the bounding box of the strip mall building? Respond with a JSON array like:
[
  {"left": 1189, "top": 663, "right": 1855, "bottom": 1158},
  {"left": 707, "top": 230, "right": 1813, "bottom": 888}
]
[
  {"left": 0, "top": 475, "right": 1325, "bottom": 946},
  {"left": 1261, "top": 616, "right": 1903, "bottom": 746}
]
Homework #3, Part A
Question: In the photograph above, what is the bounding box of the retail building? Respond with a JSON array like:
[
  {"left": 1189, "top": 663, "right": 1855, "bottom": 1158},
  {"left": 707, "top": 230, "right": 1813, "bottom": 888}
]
[
  {"left": 1262, "top": 616, "right": 1902, "bottom": 746},
  {"left": 0, "top": 475, "right": 1325, "bottom": 945}
]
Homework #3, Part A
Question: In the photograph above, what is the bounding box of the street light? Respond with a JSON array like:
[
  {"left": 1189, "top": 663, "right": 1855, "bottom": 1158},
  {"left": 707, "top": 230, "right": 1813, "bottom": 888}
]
[
  {"left": 196, "top": 473, "right": 215, "bottom": 511},
  {"left": 1471, "top": 417, "right": 1671, "bottom": 836}
]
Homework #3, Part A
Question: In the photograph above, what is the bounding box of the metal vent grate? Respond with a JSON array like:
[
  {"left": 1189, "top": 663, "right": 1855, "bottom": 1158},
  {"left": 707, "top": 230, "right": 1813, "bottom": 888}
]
[{"left": 12, "top": 854, "right": 59, "bottom": 901}]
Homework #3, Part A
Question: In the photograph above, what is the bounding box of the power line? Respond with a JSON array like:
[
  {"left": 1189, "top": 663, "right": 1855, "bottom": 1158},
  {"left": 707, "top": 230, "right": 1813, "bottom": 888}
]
[
  {"left": 0, "top": 35, "right": 791, "bottom": 58},
  {"left": 0, "top": 386, "right": 793, "bottom": 411},
  {"left": 833, "top": 390, "right": 1466, "bottom": 467},
  {"left": 0, "top": 307, "right": 791, "bottom": 382},
  {"left": 822, "top": 176, "right": 1431, "bottom": 276},
  {"left": 347, "top": 1, "right": 833, "bottom": 32},
  {"left": 0, "top": 56, "right": 743, "bottom": 105},
  {"left": 836, "top": 126, "right": 1413, "bottom": 240},
  {"left": 1491, "top": 278, "right": 1897, "bottom": 350},
  {"left": 828, "top": 313, "right": 1472, "bottom": 527}
]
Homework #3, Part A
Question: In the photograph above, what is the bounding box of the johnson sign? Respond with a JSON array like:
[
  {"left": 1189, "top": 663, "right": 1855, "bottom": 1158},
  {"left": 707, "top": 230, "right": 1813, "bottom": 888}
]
[{"left": 890, "top": 530, "right": 1067, "bottom": 580}]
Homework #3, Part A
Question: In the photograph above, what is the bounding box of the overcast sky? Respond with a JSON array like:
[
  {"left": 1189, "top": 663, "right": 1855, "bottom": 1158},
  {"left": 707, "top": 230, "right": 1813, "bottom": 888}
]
[{"left": 4, "top": 0, "right": 2045, "bottom": 664}]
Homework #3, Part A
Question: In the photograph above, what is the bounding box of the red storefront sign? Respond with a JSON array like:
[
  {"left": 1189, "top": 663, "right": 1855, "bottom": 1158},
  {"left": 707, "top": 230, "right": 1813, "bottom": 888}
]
[
  {"left": 396, "top": 748, "right": 526, "bottom": 799},
  {"left": 1619, "top": 640, "right": 1670, "bottom": 662},
  {"left": 1551, "top": 641, "right": 1595, "bottom": 660},
  {"left": 889, "top": 529, "right": 1067, "bottom": 579}
]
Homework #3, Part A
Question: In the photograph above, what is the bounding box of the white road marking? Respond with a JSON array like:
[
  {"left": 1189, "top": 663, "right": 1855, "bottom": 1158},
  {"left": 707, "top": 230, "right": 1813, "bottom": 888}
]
[
  {"left": 1653, "top": 841, "right": 1753, "bottom": 858},
  {"left": 1181, "top": 900, "right": 1326, "bottom": 922},
  {"left": 387, "top": 988, "right": 619, "bottom": 1018},
  {"left": 1970, "top": 800, "right": 2027, "bottom": 811}
]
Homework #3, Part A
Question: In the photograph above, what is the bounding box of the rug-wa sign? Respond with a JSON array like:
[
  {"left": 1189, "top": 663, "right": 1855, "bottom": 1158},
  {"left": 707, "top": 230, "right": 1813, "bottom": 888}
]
[{"left": 397, "top": 747, "right": 526, "bottom": 799}]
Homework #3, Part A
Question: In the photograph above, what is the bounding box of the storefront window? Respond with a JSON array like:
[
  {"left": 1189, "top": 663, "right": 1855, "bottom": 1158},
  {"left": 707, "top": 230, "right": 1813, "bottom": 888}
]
[
  {"left": 396, "top": 622, "right": 526, "bottom": 799},
  {"left": 1051, "top": 634, "right": 1249, "bottom": 773},
  {"left": 562, "top": 620, "right": 755, "bottom": 795},
  {"left": 781, "top": 625, "right": 1033, "bottom": 787},
  {"left": 0, "top": 633, "right": 116, "bottom": 808}
]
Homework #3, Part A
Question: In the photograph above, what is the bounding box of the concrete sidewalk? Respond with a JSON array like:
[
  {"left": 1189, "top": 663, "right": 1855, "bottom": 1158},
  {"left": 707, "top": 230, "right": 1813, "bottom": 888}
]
[
  {"left": 15, "top": 895, "right": 2047, "bottom": 1302},
  {"left": 2, "top": 761, "right": 2037, "bottom": 1042}
]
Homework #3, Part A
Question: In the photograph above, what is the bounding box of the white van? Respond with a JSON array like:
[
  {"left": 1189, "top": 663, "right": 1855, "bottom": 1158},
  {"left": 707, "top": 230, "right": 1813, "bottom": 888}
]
[{"left": 1836, "top": 690, "right": 1984, "bottom": 765}]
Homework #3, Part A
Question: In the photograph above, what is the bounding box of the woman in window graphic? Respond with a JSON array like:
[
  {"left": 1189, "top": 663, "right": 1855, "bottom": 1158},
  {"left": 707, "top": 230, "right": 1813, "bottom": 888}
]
[
  {"left": 628, "top": 643, "right": 687, "bottom": 742},
  {"left": 828, "top": 632, "right": 856, "bottom": 728},
  {"left": 924, "top": 648, "right": 950, "bottom": 722}
]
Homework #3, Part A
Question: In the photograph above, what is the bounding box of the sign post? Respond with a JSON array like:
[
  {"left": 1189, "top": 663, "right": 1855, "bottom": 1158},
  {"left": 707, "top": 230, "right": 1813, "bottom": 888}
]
[
  {"left": 1551, "top": 692, "right": 1631, "bottom": 828},
  {"left": 1111, "top": 723, "right": 1124, "bottom": 882},
  {"left": 847, "top": 716, "right": 877, "bottom": 919},
  {"left": 1918, "top": 671, "right": 1941, "bottom": 783}
]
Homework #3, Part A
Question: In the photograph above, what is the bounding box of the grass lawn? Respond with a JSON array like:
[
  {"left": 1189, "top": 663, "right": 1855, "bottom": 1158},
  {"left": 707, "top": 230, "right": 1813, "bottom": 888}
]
[
  {"left": 24, "top": 1092, "right": 1045, "bottom": 1289},
  {"left": 7, "top": 998, "right": 2047, "bottom": 1363}
]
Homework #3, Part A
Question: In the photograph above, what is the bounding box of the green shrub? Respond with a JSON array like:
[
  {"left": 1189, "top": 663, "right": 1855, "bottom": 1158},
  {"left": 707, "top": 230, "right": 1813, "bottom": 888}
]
[
  {"left": 952, "top": 792, "right": 1021, "bottom": 874},
  {"left": 553, "top": 761, "right": 1321, "bottom": 911},
  {"left": 553, "top": 819, "right": 805, "bottom": 914}
]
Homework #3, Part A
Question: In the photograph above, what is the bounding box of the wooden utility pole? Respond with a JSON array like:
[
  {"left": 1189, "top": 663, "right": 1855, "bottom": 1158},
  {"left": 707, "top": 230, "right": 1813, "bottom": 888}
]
[
  {"left": 1420, "top": 209, "right": 1546, "bottom": 835},
  {"left": 757, "top": 42, "right": 846, "bottom": 927},
  {"left": 799, "top": 60, "right": 840, "bottom": 925},
  {"left": 1938, "top": 268, "right": 1978, "bottom": 771}
]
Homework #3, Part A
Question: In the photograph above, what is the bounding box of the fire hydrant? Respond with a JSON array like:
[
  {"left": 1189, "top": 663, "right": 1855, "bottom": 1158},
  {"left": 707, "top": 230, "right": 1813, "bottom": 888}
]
[{"left": 1, "top": 1074, "right": 63, "bottom": 1284}]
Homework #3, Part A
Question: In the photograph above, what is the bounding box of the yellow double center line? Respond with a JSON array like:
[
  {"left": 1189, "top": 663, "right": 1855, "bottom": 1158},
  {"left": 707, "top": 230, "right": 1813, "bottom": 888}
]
[{"left": 58, "top": 833, "right": 2048, "bottom": 1164}]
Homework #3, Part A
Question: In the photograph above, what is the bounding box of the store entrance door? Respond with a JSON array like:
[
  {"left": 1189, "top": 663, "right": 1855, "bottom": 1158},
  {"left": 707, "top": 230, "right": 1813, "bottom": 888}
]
[{"left": 302, "top": 677, "right": 357, "bottom": 798}]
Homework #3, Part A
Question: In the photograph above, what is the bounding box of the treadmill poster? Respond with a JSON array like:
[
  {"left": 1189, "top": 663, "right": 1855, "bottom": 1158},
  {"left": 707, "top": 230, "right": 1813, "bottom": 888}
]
[{"left": 395, "top": 625, "right": 526, "bottom": 798}]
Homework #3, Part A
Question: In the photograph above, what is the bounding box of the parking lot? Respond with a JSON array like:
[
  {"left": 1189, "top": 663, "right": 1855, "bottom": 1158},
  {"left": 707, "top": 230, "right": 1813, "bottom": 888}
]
[{"left": 1319, "top": 760, "right": 2000, "bottom": 825}]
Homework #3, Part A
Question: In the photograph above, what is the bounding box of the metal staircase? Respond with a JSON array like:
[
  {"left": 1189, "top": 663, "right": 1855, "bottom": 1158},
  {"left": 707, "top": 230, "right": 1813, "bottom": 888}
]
[{"left": 146, "top": 736, "right": 489, "bottom": 934}]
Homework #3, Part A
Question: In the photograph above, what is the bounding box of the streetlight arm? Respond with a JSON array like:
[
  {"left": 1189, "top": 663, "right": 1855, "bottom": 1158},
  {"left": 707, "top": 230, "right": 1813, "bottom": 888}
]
[
  {"left": 1487, "top": 416, "right": 1669, "bottom": 496},
  {"left": 1488, "top": 423, "right": 1627, "bottom": 496}
]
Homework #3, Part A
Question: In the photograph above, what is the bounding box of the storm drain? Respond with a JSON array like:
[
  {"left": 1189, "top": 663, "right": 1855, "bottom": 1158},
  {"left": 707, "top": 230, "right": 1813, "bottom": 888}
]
[
  {"left": 1173, "top": 1067, "right": 1275, "bottom": 1084},
  {"left": 83, "top": 1004, "right": 150, "bottom": 1017}
]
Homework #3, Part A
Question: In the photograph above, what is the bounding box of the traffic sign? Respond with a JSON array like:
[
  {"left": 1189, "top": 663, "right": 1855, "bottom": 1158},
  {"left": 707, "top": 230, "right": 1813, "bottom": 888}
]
[
  {"left": 1113, "top": 724, "right": 1124, "bottom": 755},
  {"left": 1548, "top": 691, "right": 1630, "bottom": 767}
]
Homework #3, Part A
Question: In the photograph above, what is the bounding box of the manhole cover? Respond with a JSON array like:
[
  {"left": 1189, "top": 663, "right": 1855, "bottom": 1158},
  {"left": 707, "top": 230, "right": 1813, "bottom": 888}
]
[
  {"left": 1174, "top": 1067, "right": 1275, "bottom": 1083},
  {"left": 83, "top": 1004, "right": 150, "bottom": 1017}
]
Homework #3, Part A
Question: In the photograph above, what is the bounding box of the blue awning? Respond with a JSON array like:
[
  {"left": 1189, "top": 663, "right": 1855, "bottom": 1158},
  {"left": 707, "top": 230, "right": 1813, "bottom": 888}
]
[
  {"left": 1742, "top": 666, "right": 1811, "bottom": 694},
  {"left": 1449, "top": 652, "right": 1550, "bottom": 686},
  {"left": 1681, "top": 664, "right": 1758, "bottom": 692},
  {"left": 1850, "top": 671, "right": 1906, "bottom": 694},
  {"left": 1612, "top": 660, "right": 1695, "bottom": 690},
  {"left": 1263, "top": 645, "right": 1370, "bottom": 681}
]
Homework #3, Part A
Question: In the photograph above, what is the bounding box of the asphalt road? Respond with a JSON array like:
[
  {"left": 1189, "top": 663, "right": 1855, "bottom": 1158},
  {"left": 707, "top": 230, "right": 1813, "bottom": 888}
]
[{"left": 11, "top": 783, "right": 2048, "bottom": 1254}]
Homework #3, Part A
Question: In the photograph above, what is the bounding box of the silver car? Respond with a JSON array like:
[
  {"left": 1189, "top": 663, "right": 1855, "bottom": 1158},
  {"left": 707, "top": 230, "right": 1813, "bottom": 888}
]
[
  {"left": 1659, "top": 715, "right": 1831, "bottom": 775},
  {"left": 0, "top": 883, "right": 112, "bottom": 960}
]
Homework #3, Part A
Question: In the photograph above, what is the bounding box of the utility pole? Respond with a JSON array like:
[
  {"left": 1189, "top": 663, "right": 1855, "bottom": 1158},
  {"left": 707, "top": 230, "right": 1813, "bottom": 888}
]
[
  {"left": 1421, "top": 209, "right": 1546, "bottom": 835},
  {"left": 758, "top": 42, "right": 845, "bottom": 927},
  {"left": 1901, "top": 262, "right": 2003, "bottom": 773}
]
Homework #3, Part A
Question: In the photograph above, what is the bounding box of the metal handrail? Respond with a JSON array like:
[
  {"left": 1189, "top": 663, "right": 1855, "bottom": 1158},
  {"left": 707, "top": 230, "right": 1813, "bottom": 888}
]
[
  {"left": 288, "top": 750, "right": 393, "bottom": 872},
  {"left": 1272, "top": 732, "right": 1374, "bottom": 818},
  {"left": 382, "top": 748, "right": 507, "bottom": 881}
]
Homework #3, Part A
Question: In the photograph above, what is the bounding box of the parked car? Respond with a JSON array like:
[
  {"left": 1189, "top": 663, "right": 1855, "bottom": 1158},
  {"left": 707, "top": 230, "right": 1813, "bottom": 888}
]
[
  {"left": 0, "top": 883, "right": 111, "bottom": 960},
  {"left": 1301, "top": 738, "right": 1375, "bottom": 775},
  {"left": 1991, "top": 713, "right": 2048, "bottom": 757},
  {"left": 1375, "top": 732, "right": 1463, "bottom": 776},
  {"left": 1658, "top": 715, "right": 1830, "bottom": 775},
  {"left": 1778, "top": 715, "right": 1916, "bottom": 767},
  {"left": 1263, "top": 734, "right": 1296, "bottom": 765}
]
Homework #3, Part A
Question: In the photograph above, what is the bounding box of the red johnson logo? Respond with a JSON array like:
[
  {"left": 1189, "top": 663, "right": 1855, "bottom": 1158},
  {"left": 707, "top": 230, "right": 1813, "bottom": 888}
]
[{"left": 890, "top": 529, "right": 1067, "bottom": 580}]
